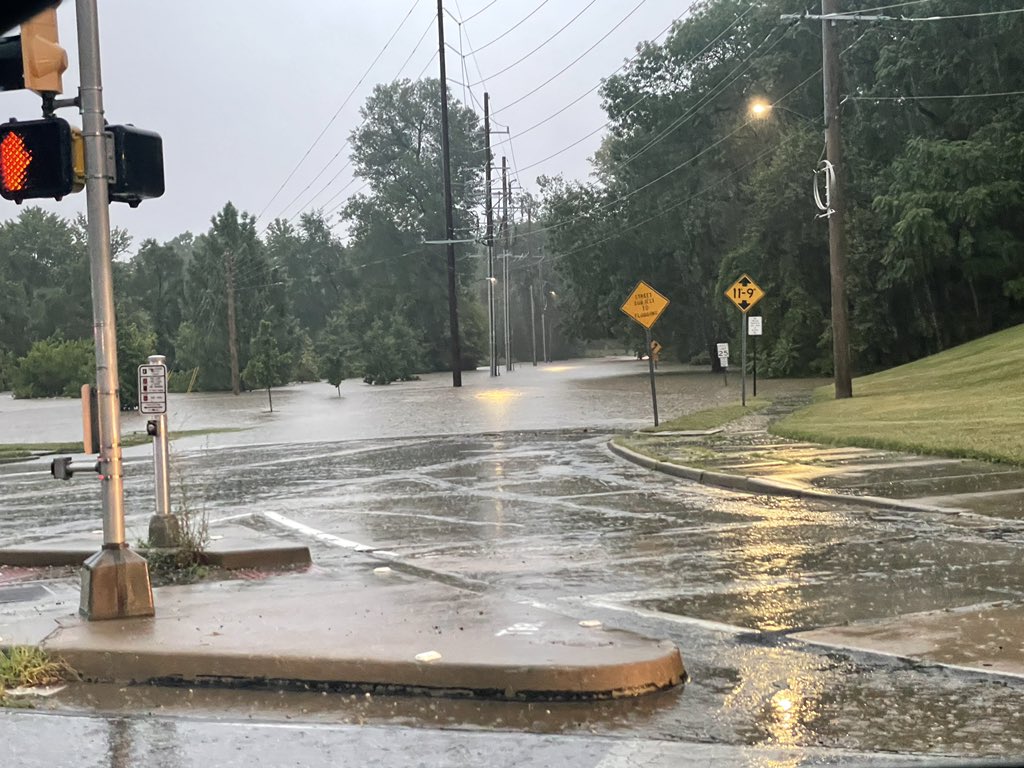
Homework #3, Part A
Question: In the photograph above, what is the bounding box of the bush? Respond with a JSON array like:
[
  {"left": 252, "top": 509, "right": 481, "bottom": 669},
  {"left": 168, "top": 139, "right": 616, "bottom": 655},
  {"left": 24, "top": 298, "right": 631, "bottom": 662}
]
[{"left": 12, "top": 338, "right": 93, "bottom": 398}]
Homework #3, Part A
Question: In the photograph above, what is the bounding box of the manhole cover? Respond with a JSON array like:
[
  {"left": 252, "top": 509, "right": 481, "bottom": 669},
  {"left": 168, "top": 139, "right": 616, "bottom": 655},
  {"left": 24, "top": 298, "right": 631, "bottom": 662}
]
[{"left": 0, "top": 583, "right": 52, "bottom": 604}]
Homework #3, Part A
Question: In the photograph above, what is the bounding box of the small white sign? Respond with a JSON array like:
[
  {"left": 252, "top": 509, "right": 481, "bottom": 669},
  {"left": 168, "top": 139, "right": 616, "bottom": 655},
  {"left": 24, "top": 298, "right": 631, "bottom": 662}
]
[
  {"left": 748, "top": 316, "right": 763, "bottom": 336},
  {"left": 716, "top": 343, "right": 730, "bottom": 358},
  {"left": 138, "top": 364, "right": 168, "bottom": 415}
]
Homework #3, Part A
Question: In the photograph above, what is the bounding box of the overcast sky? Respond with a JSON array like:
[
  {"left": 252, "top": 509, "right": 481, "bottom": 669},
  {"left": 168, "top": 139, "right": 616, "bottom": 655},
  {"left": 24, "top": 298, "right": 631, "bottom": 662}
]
[{"left": 3, "top": 0, "right": 694, "bottom": 249}]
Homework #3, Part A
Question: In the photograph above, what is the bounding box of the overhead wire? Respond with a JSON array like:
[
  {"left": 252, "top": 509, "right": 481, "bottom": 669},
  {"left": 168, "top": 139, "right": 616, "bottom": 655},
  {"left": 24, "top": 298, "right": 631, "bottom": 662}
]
[
  {"left": 513, "top": 15, "right": 790, "bottom": 176},
  {"left": 851, "top": 89, "right": 1024, "bottom": 100},
  {"left": 481, "top": 3, "right": 753, "bottom": 159},
  {"left": 463, "top": 0, "right": 552, "bottom": 55},
  {"left": 281, "top": 10, "right": 443, "bottom": 230},
  {"left": 270, "top": 10, "right": 440, "bottom": 227},
  {"left": 512, "top": 25, "right": 874, "bottom": 244},
  {"left": 488, "top": 0, "right": 649, "bottom": 120},
  {"left": 256, "top": 0, "right": 422, "bottom": 223},
  {"left": 467, "top": 0, "right": 601, "bottom": 87}
]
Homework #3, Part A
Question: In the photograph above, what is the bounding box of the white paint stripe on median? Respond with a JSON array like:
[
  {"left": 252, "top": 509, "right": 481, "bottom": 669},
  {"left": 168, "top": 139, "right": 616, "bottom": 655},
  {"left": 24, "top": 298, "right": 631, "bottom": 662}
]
[{"left": 258, "top": 510, "right": 375, "bottom": 552}]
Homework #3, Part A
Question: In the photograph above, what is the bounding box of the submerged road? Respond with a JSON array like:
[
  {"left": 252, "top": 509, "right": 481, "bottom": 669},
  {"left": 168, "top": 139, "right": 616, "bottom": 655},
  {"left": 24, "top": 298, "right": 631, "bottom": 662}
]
[{"left": 3, "top": 430, "right": 1024, "bottom": 763}]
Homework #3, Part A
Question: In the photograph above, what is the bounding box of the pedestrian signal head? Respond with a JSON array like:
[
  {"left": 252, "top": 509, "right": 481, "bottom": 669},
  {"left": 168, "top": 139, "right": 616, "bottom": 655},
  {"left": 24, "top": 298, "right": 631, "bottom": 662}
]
[{"left": 0, "top": 117, "right": 83, "bottom": 202}]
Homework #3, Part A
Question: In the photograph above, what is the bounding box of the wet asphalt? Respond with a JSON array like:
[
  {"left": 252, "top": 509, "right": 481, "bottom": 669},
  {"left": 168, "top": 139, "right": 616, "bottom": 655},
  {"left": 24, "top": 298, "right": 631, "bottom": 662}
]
[{"left": 2, "top": 361, "right": 1023, "bottom": 764}]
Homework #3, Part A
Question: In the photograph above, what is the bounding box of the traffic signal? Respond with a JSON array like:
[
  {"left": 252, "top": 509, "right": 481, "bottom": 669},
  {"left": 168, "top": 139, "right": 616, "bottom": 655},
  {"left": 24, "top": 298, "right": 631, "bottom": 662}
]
[
  {"left": 0, "top": 7, "right": 67, "bottom": 94},
  {"left": 107, "top": 124, "right": 165, "bottom": 207},
  {"left": 0, "top": 116, "right": 84, "bottom": 202}
]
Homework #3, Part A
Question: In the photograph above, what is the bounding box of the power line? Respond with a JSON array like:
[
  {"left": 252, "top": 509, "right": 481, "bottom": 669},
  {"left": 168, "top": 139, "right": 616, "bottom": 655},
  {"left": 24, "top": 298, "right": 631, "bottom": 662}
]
[
  {"left": 791, "top": 6, "right": 1024, "bottom": 21},
  {"left": 852, "top": 89, "right": 1024, "bottom": 101},
  {"left": 256, "top": 0, "right": 423, "bottom": 223},
  {"left": 490, "top": 10, "right": 683, "bottom": 123},
  {"left": 514, "top": 17, "right": 791, "bottom": 176},
  {"left": 513, "top": 25, "right": 873, "bottom": 243},
  {"left": 483, "top": 3, "right": 753, "bottom": 158},
  {"left": 464, "top": 0, "right": 552, "bottom": 55},
  {"left": 487, "top": 0, "right": 649, "bottom": 119},
  {"left": 509, "top": 142, "right": 784, "bottom": 275},
  {"left": 280, "top": 12, "right": 443, "bottom": 229},
  {"left": 467, "top": 0, "right": 600, "bottom": 87},
  {"left": 461, "top": 0, "right": 502, "bottom": 23}
]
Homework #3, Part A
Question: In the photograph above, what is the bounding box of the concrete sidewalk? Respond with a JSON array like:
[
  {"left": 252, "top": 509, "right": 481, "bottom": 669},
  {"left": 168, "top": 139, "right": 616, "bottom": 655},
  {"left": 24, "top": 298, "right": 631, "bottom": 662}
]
[
  {"left": 0, "top": 523, "right": 684, "bottom": 700},
  {"left": 610, "top": 397, "right": 1024, "bottom": 682}
]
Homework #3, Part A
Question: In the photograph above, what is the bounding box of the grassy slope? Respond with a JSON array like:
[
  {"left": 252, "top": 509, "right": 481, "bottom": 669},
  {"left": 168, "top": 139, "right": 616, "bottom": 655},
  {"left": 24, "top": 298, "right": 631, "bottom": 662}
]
[
  {"left": 773, "top": 324, "right": 1024, "bottom": 464},
  {"left": 644, "top": 398, "right": 771, "bottom": 432}
]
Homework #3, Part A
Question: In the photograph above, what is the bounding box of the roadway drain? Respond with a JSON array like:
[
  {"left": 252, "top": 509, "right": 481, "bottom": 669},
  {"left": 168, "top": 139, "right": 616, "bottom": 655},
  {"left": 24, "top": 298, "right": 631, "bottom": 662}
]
[{"left": 0, "top": 583, "right": 52, "bottom": 604}]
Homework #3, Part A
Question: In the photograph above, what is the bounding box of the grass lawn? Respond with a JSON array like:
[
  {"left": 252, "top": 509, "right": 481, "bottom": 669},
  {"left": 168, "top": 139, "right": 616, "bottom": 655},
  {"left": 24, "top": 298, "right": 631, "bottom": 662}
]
[
  {"left": 773, "top": 324, "right": 1024, "bottom": 464},
  {"left": 643, "top": 398, "right": 771, "bottom": 432},
  {"left": 0, "top": 428, "right": 242, "bottom": 463}
]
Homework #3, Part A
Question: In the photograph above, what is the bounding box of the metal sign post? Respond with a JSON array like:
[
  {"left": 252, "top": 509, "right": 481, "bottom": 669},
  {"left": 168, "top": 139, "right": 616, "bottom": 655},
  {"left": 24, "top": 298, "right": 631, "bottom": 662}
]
[
  {"left": 621, "top": 281, "right": 670, "bottom": 428},
  {"left": 76, "top": 0, "right": 153, "bottom": 620},
  {"left": 717, "top": 343, "right": 729, "bottom": 386},
  {"left": 140, "top": 355, "right": 178, "bottom": 547},
  {"left": 724, "top": 274, "right": 766, "bottom": 408},
  {"left": 748, "top": 316, "right": 763, "bottom": 397}
]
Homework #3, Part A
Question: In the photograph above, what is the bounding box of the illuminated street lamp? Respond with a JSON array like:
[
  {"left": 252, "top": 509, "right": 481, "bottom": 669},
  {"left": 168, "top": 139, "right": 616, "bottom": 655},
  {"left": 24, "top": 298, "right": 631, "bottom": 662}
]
[{"left": 749, "top": 98, "right": 772, "bottom": 119}]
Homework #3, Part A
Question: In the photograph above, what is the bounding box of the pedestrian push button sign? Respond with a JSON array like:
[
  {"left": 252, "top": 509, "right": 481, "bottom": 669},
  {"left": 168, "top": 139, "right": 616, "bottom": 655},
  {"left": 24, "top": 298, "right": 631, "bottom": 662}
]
[
  {"left": 621, "top": 280, "right": 670, "bottom": 329},
  {"left": 725, "top": 274, "right": 765, "bottom": 313},
  {"left": 138, "top": 364, "right": 167, "bottom": 415}
]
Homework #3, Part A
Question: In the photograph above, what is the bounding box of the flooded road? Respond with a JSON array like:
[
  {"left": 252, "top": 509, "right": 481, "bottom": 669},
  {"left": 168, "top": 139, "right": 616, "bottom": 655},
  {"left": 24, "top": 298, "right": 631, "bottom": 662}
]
[
  {"left": 1, "top": 361, "right": 1022, "bottom": 763},
  {"left": 3, "top": 432, "right": 1024, "bottom": 762}
]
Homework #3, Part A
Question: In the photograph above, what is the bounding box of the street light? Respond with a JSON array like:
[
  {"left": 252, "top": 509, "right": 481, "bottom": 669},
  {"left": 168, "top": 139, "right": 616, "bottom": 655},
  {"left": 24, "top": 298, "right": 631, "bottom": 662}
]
[{"left": 749, "top": 98, "right": 772, "bottom": 118}]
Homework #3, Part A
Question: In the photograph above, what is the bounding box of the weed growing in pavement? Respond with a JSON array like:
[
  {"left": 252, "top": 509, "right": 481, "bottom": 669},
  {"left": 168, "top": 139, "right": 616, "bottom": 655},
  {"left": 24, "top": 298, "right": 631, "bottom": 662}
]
[
  {"left": 0, "top": 647, "right": 76, "bottom": 707},
  {"left": 140, "top": 449, "right": 211, "bottom": 587}
]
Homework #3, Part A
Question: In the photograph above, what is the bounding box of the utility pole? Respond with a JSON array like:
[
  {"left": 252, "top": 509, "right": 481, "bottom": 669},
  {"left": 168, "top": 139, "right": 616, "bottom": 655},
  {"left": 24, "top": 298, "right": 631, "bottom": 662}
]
[
  {"left": 527, "top": 205, "right": 537, "bottom": 366},
  {"left": 501, "top": 156, "right": 512, "bottom": 373},
  {"left": 822, "top": 0, "right": 852, "bottom": 399},
  {"left": 76, "top": 0, "right": 154, "bottom": 620},
  {"left": 436, "top": 0, "right": 462, "bottom": 387},
  {"left": 225, "top": 251, "right": 240, "bottom": 396},
  {"left": 484, "top": 93, "right": 497, "bottom": 377}
]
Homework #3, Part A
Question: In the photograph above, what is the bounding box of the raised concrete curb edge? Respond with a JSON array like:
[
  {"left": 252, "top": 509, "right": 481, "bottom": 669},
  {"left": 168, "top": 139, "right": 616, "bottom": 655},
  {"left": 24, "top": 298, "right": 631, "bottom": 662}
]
[
  {"left": 607, "top": 439, "right": 953, "bottom": 515},
  {"left": 0, "top": 545, "right": 312, "bottom": 570}
]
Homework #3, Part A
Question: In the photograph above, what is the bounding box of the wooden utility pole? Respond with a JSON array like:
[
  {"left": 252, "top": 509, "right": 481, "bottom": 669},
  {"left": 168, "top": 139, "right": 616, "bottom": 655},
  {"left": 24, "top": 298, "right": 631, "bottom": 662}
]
[
  {"left": 527, "top": 205, "right": 537, "bottom": 366},
  {"left": 484, "top": 93, "right": 497, "bottom": 377},
  {"left": 225, "top": 251, "right": 240, "bottom": 396},
  {"left": 501, "top": 156, "right": 511, "bottom": 372},
  {"left": 822, "top": 0, "right": 852, "bottom": 398},
  {"left": 436, "top": 0, "right": 463, "bottom": 387}
]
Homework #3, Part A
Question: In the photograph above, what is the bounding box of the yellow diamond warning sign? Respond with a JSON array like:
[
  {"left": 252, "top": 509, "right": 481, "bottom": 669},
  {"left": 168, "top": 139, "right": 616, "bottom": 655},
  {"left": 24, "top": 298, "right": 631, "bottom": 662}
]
[
  {"left": 621, "top": 281, "right": 670, "bottom": 330},
  {"left": 725, "top": 273, "right": 765, "bottom": 313}
]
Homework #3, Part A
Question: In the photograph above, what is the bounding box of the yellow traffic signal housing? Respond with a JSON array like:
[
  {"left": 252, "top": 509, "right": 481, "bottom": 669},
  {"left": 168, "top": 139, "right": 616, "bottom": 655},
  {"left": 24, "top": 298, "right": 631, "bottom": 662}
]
[
  {"left": 0, "top": 117, "right": 84, "bottom": 202},
  {"left": 20, "top": 8, "right": 66, "bottom": 94}
]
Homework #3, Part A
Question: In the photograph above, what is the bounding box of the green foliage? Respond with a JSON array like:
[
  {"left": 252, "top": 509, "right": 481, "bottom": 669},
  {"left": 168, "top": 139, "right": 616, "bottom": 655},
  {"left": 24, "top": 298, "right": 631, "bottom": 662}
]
[
  {"left": 243, "top": 319, "right": 288, "bottom": 410},
  {"left": 541, "top": 0, "right": 1024, "bottom": 377},
  {"left": 116, "top": 320, "right": 158, "bottom": 410},
  {"left": 359, "top": 315, "right": 424, "bottom": 385},
  {"left": 11, "top": 338, "right": 93, "bottom": 399}
]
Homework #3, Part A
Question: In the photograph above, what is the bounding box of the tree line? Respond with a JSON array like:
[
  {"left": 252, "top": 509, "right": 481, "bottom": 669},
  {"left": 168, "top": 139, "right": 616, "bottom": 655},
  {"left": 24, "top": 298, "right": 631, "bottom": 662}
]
[
  {"left": 0, "top": 79, "right": 506, "bottom": 404},
  {"left": 540, "top": 0, "right": 1024, "bottom": 375},
  {"left": 4, "top": 0, "right": 1020, "bottom": 403}
]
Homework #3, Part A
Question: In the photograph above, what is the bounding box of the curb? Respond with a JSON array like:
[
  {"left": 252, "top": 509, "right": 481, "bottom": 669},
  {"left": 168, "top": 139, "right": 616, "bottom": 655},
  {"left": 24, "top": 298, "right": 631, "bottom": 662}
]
[
  {"left": 607, "top": 439, "right": 955, "bottom": 515},
  {"left": 0, "top": 544, "right": 312, "bottom": 571}
]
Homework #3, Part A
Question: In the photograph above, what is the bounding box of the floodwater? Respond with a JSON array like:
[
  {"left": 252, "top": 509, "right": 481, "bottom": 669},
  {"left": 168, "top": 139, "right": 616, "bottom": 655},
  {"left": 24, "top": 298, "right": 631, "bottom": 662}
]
[{"left": 1, "top": 360, "right": 1022, "bottom": 764}]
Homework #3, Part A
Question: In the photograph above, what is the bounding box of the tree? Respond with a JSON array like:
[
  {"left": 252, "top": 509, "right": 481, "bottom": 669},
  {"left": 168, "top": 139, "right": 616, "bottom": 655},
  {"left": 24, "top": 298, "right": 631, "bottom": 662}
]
[
  {"left": 180, "top": 203, "right": 274, "bottom": 391},
  {"left": 243, "top": 319, "right": 287, "bottom": 412},
  {"left": 341, "top": 78, "right": 486, "bottom": 373},
  {"left": 11, "top": 338, "right": 93, "bottom": 399}
]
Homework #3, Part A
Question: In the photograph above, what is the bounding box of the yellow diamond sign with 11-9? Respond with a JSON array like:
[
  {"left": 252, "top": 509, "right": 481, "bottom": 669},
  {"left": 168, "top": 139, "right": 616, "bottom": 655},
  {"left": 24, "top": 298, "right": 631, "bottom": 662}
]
[
  {"left": 621, "top": 281, "right": 670, "bottom": 329},
  {"left": 725, "top": 274, "right": 765, "bottom": 313}
]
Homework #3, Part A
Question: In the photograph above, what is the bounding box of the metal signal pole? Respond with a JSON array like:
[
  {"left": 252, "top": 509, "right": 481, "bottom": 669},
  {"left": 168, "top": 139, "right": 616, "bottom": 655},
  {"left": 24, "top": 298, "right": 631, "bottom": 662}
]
[
  {"left": 436, "top": 0, "right": 462, "bottom": 387},
  {"left": 76, "top": 0, "right": 153, "bottom": 620},
  {"left": 822, "top": 0, "right": 852, "bottom": 399}
]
